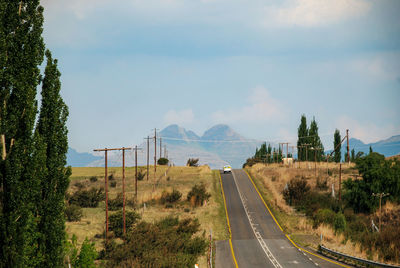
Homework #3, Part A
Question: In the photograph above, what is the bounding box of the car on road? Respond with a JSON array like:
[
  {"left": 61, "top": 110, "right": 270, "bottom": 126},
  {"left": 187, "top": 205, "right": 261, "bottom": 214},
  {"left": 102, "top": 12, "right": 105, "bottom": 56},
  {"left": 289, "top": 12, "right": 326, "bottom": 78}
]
[{"left": 223, "top": 165, "right": 232, "bottom": 173}]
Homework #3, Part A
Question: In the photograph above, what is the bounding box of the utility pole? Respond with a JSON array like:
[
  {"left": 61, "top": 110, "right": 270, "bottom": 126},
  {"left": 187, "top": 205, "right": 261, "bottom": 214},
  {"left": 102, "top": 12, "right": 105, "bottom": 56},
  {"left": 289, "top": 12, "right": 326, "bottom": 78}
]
[
  {"left": 372, "top": 193, "right": 390, "bottom": 232},
  {"left": 346, "top": 129, "right": 350, "bottom": 164},
  {"left": 132, "top": 145, "right": 142, "bottom": 202},
  {"left": 145, "top": 136, "right": 151, "bottom": 181},
  {"left": 94, "top": 147, "right": 132, "bottom": 238},
  {"left": 153, "top": 128, "right": 158, "bottom": 191},
  {"left": 160, "top": 137, "right": 162, "bottom": 159},
  {"left": 310, "top": 147, "right": 322, "bottom": 179},
  {"left": 339, "top": 163, "right": 342, "bottom": 202}
]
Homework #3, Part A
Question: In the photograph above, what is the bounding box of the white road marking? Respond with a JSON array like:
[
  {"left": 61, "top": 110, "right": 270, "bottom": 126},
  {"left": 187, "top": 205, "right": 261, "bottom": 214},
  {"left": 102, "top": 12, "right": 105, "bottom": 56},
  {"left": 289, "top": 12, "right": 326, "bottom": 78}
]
[{"left": 231, "top": 171, "right": 283, "bottom": 268}]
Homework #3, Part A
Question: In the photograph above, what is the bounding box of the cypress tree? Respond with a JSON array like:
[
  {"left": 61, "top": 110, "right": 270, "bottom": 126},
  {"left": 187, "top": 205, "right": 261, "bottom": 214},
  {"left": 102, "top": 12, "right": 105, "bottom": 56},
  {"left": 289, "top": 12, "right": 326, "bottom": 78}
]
[
  {"left": 36, "top": 50, "right": 71, "bottom": 267},
  {"left": 267, "top": 144, "right": 272, "bottom": 163},
  {"left": 333, "top": 129, "right": 341, "bottom": 163},
  {"left": 0, "top": 1, "right": 45, "bottom": 266},
  {"left": 308, "top": 117, "right": 324, "bottom": 161},
  {"left": 297, "top": 115, "right": 308, "bottom": 161}
]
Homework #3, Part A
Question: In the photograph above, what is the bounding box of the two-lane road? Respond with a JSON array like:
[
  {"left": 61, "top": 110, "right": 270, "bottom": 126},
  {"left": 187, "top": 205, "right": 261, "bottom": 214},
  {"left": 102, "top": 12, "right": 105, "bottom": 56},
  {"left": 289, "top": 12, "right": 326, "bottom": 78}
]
[{"left": 219, "top": 169, "right": 350, "bottom": 268}]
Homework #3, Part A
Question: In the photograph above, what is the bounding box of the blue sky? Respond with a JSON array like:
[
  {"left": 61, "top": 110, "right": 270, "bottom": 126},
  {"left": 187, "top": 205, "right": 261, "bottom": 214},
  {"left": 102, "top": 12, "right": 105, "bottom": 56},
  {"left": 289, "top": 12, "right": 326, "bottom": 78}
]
[{"left": 41, "top": 0, "right": 400, "bottom": 152}]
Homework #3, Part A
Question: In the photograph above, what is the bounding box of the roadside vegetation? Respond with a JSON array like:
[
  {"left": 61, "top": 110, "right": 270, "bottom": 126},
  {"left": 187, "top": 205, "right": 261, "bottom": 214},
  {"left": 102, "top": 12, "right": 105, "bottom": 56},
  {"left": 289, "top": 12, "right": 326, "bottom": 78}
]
[
  {"left": 65, "top": 165, "right": 228, "bottom": 266},
  {"left": 247, "top": 152, "right": 400, "bottom": 265}
]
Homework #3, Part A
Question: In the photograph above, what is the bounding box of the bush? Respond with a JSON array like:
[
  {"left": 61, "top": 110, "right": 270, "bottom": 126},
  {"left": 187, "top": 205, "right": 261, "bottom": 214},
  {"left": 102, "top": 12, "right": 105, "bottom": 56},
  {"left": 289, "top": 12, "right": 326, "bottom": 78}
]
[
  {"left": 109, "top": 210, "right": 141, "bottom": 237},
  {"left": 74, "top": 182, "right": 85, "bottom": 190},
  {"left": 314, "top": 208, "right": 336, "bottom": 227},
  {"left": 89, "top": 176, "right": 98, "bottom": 182},
  {"left": 186, "top": 158, "right": 199, "bottom": 167},
  {"left": 299, "top": 191, "right": 339, "bottom": 216},
  {"left": 75, "top": 238, "right": 97, "bottom": 268},
  {"left": 137, "top": 171, "right": 145, "bottom": 181},
  {"left": 334, "top": 212, "right": 346, "bottom": 233},
  {"left": 108, "top": 174, "right": 115, "bottom": 181},
  {"left": 187, "top": 183, "right": 211, "bottom": 207},
  {"left": 68, "top": 187, "right": 105, "bottom": 208},
  {"left": 282, "top": 177, "right": 310, "bottom": 206},
  {"left": 160, "top": 189, "right": 182, "bottom": 204},
  {"left": 106, "top": 216, "right": 207, "bottom": 267},
  {"left": 65, "top": 204, "right": 83, "bottom": 222},
  {"left": 316, "top": 177, "right": 328, "bottom": 190},
  {"left": 108, "top": 194, "right": 124, "bottom": 211},
  {"left": 110, "top": 181, "right": 117, "bottom": 188},
  {"left": 157, "top": 157, "right": 169, "bottom": 165}
]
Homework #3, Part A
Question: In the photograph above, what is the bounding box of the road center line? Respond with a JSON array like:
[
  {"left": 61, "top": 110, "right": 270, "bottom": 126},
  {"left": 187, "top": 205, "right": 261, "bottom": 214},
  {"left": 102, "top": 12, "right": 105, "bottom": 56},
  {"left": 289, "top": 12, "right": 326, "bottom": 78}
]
[{"left": 231, "top": 171, "right": 283, "bottom": 268}]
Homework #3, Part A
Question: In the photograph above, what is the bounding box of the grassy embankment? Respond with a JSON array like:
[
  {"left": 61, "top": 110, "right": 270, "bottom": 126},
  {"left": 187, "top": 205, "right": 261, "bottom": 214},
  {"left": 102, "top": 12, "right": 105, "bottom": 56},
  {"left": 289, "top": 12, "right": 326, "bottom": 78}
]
[
  {"left": 246, "top": 162, "right": 377, "bottom": 261},
  {"left": 67, "top": 165, "right": 229, "bottom": 266}
]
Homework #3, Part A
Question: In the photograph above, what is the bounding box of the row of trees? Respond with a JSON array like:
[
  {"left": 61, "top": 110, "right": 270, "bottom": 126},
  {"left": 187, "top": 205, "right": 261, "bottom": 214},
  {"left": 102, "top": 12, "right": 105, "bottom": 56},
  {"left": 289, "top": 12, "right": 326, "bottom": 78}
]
[
  {"left": 1, "top": 1, "right": 70, "bottom": 267},
  {"left": 297, "top": 115, "right": 324, "bottom": 161}
]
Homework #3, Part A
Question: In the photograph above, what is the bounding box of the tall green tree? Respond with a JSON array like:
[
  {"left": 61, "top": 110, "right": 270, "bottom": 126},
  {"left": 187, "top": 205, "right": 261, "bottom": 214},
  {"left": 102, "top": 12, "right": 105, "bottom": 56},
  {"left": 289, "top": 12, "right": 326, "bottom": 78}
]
[
  {"left": 36, "top": 50, "right": 71, "bottom": 267},
  {"left": 0, "top": 1, "right": 45, "bottom": 266},
  {"left": 308, "top": 117, "right": 324, "bottom": 161},
  {"left": 333, "top": 129, "right": 342, "bottom": 163},
  {"left": 297, "top": 114, "right": 308, "bottom": 161}
]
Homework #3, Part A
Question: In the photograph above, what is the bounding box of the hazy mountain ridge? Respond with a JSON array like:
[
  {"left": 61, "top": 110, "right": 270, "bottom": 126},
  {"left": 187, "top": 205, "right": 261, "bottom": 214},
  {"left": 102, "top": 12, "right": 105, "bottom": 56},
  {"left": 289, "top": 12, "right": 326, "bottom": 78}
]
[
  {"left": 325, "top": 135, "right": 400, "bottom": 160},
  {"left": 67, "top": 127, "right": 400, "bottom": 168}
]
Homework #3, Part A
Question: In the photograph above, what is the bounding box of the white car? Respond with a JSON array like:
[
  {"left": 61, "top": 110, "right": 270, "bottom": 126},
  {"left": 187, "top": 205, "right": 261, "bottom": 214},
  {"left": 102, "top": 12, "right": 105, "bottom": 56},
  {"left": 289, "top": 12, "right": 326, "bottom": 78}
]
[{"left": 223, "top": 165, "right": 232, "bottom": 173}]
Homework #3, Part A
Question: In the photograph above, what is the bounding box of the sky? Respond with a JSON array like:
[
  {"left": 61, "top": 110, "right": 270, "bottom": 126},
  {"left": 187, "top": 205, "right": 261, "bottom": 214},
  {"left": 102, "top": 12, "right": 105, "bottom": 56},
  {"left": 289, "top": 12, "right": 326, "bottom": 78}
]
[{"left": 40, "top": 0, "right": 400, "bottom": 152}]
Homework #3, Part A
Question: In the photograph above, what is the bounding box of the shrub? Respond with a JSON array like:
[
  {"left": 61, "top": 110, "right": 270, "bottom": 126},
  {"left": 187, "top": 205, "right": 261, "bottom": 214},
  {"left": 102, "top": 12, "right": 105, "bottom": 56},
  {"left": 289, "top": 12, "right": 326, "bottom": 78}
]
[
  {"left": 75, "top": 238, "right": 97, "bottom": 268},
  {"left": 109, "top": 210, "right": 141, "bottom": 237},
  {"left": 65, "top": 204, "right": 83, "bottom": 222},
  {"left": 160, "top": 189, "right": 182, "bottom": 204},
  {"left": 89, "top": 176, "right": 98, "bottom": 182},
  {"left": 108, "top": 174, "right": 115, "bottom": 181},
  {"left": 106, "top": 216, "right": 207, "bottom": 267},
  {"left": 68, "top": 187, "right": 105, "bottom": 208},
  {"left": 74, "top": 182, "right": 85, "bottom": 190},
  {"left": 282, "top": 177, "right": 310, "bottom": 206},
  {"left": 186, "top": 158, "right": 199, "bottom": 167},
  {"left": 137, "top": 171, "right": 145, "bottom": 181},
  {"left": 334, "top": 212, "right": 346, "bottom": 233},
  {"left": 314, "top": 208, "right": 336, "bottom": 227},
  {"left": 157, "top": 157, "right": 169, "bottom": 165},
  {"left": 110, "top": 181, "right": 117, "bottom": 188},
  {"left": 187, "top": 183, "right": 211, "bottom": 207},
  {"left": 108, "top": 194, "right": 124, "bottom": 211},
  {"left": 316, "top": 177, "right": 328, "bottom": 190}
]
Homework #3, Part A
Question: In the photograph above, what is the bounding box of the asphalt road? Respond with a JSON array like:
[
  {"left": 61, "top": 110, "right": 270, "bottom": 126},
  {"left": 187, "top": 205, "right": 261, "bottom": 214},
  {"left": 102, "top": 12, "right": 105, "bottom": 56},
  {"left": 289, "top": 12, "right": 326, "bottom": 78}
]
[{"left": 219, "top": 169, "right": 349, "bottom": 268}]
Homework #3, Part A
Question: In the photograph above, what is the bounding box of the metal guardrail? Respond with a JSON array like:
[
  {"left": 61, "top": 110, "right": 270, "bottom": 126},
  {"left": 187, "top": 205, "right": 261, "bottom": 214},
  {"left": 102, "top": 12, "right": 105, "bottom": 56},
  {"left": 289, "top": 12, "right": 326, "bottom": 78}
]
[{"left": 319, "top": 245, "right": 400, "bottom": 268}]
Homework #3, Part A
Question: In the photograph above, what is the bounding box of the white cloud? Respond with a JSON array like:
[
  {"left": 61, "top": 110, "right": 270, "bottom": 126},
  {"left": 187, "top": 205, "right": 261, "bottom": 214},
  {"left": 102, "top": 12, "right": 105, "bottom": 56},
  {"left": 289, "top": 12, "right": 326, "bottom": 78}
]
[
  {"left": 349, "top": 53, "right": 400, "bottom": 81},
  {"left": 335, "top": 115, "right": 400, "bottom": 144},
  {"left": 212, "top": 86, "right": 284, "bottom": 124},
  {"left": 164, "top": 109, "right": 195, "bottom": 125},
  {"left": 265, "top": 0, "right": 370, "bottom": 27}
]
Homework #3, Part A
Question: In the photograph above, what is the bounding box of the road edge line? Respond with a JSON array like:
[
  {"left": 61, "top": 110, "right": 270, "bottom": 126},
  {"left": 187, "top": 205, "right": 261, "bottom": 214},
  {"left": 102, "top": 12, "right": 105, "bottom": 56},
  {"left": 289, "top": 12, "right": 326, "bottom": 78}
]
[
  {"left": 218, "top": 171, "right": 239, "bottom": 268},
  {"left": 243, "top": 169, "right": 351, "bottom": 268}
]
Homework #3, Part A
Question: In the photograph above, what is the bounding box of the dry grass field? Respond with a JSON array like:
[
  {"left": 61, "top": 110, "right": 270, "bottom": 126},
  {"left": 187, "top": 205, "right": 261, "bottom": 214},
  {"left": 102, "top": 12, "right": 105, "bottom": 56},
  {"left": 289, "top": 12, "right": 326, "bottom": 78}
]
[
  {"left": 246, "top": 162, "right": 375, "bottom": 260},
  {"left": 66, "top": 165, "right": 229, "bottom": 266}
]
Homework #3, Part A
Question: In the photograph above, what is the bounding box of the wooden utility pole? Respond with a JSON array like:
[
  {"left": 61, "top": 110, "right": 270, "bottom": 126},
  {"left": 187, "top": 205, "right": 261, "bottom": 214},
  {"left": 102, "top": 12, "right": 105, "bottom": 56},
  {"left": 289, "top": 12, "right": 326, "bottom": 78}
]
[
  {"left": 346, "top": 129, "right": 350, "bottom": 164},
  {"left": 132, "top": 146, "right": 142, "bottom": 201},
  {"left": 145, "top": 136, "right": 151, "bottom": 181},
  {"left": 372, "top": 193, "right": 390, "bottom": 232},
  {"left": 94, "top": 147, "right": 132, "bottom": 238},
  {"left": 339, "top": 163, "right": 342, "bottom": 202},
  {"left": 159, "top": 137, "right": 162, "bottom": 159},
  {"left": 310, "top": 147, "right": 322, "bottom": 179},
  {"left": 153, "top": 129, "right": 157, "bottom": 191}
]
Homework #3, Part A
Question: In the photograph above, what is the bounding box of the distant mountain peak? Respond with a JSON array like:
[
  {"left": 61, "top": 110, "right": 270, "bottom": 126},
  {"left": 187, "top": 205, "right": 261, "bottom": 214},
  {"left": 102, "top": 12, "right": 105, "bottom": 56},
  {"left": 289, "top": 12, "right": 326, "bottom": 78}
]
[
  {"left": 202, "top": 124, "right": 244, "bottom": 141},
  {"left": 160, "top": 124, "right": 200, "bottom": 141}
]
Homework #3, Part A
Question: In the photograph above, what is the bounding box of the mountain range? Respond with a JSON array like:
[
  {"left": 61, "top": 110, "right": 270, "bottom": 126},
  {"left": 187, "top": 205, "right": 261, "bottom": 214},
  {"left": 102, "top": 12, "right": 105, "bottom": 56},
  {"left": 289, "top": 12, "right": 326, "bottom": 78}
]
[{"left": 67, "top": 125, "right": 400, "bottom": 168}]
